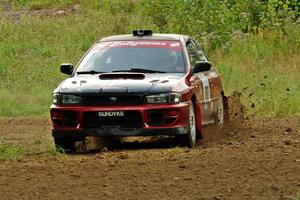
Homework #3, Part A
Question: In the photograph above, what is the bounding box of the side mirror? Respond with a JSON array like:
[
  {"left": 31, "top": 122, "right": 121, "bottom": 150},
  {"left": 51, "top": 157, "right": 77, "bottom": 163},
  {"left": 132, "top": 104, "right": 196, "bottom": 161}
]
[
  {"left": 60, "top": 63, "right": 74, "bottom": 75},
  {"left": 193, "top": 61, "right": 211, "bottom": 73}
]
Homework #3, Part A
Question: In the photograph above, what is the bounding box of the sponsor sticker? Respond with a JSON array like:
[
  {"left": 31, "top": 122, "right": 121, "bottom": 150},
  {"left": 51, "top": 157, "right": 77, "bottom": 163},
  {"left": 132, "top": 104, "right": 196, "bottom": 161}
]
[
  {"left": 199, "top": 74, "right": 211, "bottom": 103},
  {"left": 94, "top": 41, "right": 182, "bottom": 50},
  {"left": 176, "top": 66, "right": 184, "bottom": 72},
  {"left": 199, "top": 74, "right": 211, "bottom": 110}
]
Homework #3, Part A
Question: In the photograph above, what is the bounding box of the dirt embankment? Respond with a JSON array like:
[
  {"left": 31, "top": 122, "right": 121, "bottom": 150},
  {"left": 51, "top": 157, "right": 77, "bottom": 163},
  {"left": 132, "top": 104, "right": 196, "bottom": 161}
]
[{"left": 0, "top": 93, "right": 299, "bottom": 200}]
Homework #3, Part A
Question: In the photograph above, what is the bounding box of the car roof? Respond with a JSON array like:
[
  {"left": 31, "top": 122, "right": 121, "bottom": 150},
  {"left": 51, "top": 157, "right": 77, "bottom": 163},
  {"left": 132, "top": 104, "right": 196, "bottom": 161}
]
[{"left": 100, "top": 34, "right": 189, "bottom": 42}]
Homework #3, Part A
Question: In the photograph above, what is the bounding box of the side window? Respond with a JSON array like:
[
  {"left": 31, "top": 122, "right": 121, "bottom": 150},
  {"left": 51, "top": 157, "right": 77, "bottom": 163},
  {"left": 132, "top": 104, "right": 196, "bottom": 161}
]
[
  {"left": 196, "top": 49, "right": 207, "bottom": 62},
  {"left": 186, "top": 39, "right": 206, "bottom": 67},
  {"left": 191, "top": 39, "right": 208, "bottom": 62}
]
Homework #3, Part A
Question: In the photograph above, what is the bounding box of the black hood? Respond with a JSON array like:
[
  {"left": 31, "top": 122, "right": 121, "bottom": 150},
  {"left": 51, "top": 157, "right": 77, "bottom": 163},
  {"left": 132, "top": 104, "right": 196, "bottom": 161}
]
[{"left": 55, "top": 73, "right": 185, "bottom": 95}]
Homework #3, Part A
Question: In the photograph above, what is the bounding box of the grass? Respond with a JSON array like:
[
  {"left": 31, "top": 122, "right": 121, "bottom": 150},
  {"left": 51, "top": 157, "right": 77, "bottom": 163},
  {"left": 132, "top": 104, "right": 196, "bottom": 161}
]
[
  {"left": 0, "top": 137, "right": 24, "bottom": 160},
  {"left": 0, "top": 0, "right": 299, "bottom": 117},
  {"left": 33, "top": 136, "right": 65, "bottom": 156},
  {"left": 0, "top": 135, "right": 64, "bottom": 160},
  {"left": 294, "top": 189, "right": 300, "bottom": 200},
  {"left": 168, "top": 146, "right": 185, "bottom": 153},
  {"left": 213, "top": 26, "right": 300, "bottom": 117},
  {"left": 0, "top": 89, "right": 50, "bottom": 116},
  {"left": 1, "top": 0, "right": 75, "bottom": 10}
]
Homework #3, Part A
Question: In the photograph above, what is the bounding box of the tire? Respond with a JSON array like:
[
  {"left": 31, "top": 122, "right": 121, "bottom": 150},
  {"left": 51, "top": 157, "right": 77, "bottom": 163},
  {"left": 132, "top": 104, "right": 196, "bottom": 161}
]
[
  {"left": 216, "top": 95, "right": 224, "bottom": 128},
  {"left": 179, "top": 102, "right": 197, "bottom": 148},
  {"left": 54, "top": 138, "right": 75, "bottom": 153}
]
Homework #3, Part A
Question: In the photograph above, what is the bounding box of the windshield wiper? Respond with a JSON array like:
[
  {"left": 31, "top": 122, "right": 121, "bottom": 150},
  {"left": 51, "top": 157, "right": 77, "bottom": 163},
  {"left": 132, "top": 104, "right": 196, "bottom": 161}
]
[
  {"left": 112, "top": 68, "right": 166, "bottom": 73},
  {"left": 77, "top": 70, "right": 105, "bottom": 74}
]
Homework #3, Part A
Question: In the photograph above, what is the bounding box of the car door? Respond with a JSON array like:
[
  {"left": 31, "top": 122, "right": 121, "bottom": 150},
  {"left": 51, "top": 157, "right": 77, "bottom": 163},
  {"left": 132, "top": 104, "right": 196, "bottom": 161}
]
[
  {"left": 186, "top": 39, "right": 214, "bottom": 125},
  {"left": 194, "top": 41, "right": 223, "bottom": 124}
]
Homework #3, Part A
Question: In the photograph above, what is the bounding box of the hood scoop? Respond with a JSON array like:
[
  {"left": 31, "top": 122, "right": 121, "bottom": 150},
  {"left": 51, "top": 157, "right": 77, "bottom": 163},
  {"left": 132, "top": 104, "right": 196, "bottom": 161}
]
[{"left": 99, "top": 73, "right": 146, "bottom": 80}]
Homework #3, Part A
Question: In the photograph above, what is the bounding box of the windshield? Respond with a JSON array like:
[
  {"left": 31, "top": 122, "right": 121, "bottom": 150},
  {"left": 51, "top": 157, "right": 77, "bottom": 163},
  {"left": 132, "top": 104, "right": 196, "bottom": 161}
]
[{"left": 76, "top": 40, "right": 186, "bottom": 74}]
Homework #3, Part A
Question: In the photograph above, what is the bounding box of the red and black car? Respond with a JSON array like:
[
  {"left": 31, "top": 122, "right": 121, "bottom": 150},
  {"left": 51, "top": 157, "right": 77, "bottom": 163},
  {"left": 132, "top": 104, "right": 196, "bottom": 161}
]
[{"left": 50, "top": 30, "right": 225, "bottom": 151}]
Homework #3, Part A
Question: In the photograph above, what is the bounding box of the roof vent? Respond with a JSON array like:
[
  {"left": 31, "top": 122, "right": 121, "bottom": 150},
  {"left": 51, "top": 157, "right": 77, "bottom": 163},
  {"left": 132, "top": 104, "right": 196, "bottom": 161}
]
[{"left": 133, "top": 30, "right": 153, "bottom": 37}]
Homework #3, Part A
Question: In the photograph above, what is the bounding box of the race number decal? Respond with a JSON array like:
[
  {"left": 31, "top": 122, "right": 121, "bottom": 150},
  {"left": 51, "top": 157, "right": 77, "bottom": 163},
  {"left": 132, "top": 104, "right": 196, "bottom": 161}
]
[{"left": 199, "top": 74, "right": 211, "bottom": 103}]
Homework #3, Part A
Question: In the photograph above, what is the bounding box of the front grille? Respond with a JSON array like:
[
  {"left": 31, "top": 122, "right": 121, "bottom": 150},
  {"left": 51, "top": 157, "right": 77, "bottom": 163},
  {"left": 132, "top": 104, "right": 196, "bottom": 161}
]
[
  {"left": 83, "top": 94, "right": 144, "bottom": 106},
  {"left": 82, "top": 111, "right": 143, "bottom": 128}
]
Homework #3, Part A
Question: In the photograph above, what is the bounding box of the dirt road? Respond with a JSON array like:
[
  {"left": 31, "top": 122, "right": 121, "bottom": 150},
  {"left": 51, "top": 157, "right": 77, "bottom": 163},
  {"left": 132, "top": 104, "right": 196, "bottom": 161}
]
[{"left": 0, "top": 106, "right": 299, "bottom": 199}]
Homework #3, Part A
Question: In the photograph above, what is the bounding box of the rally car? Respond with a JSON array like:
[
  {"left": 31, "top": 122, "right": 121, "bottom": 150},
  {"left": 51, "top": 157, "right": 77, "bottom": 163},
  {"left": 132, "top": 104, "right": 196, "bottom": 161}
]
[{"left": 50, "top": 30, "right": 225, "bottom": 151}]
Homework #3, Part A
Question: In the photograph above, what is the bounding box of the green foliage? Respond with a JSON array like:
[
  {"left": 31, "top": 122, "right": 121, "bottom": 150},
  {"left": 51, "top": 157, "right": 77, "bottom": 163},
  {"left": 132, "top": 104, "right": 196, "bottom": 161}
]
[
  {"left": 214, "top": 25, "right": 300, "bottom": 117},
  {"left": 33, "top": 137, "right": 65, "bottom": 156},
  {"left": 294, "top": 189, "right": 300, "bottom": 200},
  {"left": 0, "top": 137, "right": 24, "bottom": 160},
  {"left": 139, "top": 0, "right": 299, "bottom": 49},
  {"left": 0, "top": 136, "right": 63, "bottom": 160},
  {"left": 27, "top": 0, "right": 74, "bottom": 10},
  {"left": 4, "top": 0, "right": 76, "bottom": 10}
]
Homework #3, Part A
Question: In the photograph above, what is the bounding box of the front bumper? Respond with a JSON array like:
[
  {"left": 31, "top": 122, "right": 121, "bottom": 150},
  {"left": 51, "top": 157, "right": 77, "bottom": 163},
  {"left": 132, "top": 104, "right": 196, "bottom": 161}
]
[{"left": 50, "top": 102, "right": 190, "bottom": 138}]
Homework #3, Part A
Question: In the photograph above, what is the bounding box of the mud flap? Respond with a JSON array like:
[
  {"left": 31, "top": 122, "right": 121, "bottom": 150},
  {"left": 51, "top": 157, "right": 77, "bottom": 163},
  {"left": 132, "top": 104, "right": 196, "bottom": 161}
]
[{"left": 223, "top": 95, "right": 229, "bottom": 123}]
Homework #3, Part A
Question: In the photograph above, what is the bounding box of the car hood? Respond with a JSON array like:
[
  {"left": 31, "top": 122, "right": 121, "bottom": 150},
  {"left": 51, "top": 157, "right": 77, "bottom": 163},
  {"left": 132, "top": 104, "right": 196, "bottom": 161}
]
[{"left": 55, "top": 73, "right": 186, "bottom": 94}]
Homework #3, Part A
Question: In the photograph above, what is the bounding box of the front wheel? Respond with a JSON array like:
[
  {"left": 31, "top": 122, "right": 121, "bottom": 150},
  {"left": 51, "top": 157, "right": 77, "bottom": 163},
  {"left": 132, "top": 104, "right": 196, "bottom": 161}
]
[{"left": 178, "top": 102, "right": 197, "bottom": 148}]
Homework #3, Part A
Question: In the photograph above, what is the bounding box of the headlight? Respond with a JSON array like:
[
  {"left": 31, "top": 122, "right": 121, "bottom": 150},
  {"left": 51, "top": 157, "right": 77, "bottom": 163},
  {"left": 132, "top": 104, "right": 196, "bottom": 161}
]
[
  {"left": 52, "top": 94, "right": 82, "bottom": 105},
  {"left": 52, "top": 94, "right": 59, "bottom": 104},
  {"left": 145, "top": 93, "right": 181, "bottom": 104}
]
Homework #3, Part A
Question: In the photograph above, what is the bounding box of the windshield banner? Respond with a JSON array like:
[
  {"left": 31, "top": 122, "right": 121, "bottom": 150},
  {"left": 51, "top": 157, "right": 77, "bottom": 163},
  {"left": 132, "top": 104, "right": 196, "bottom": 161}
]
[{"left": 94, "top": 41, "right": 182, "bottom": 51}]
